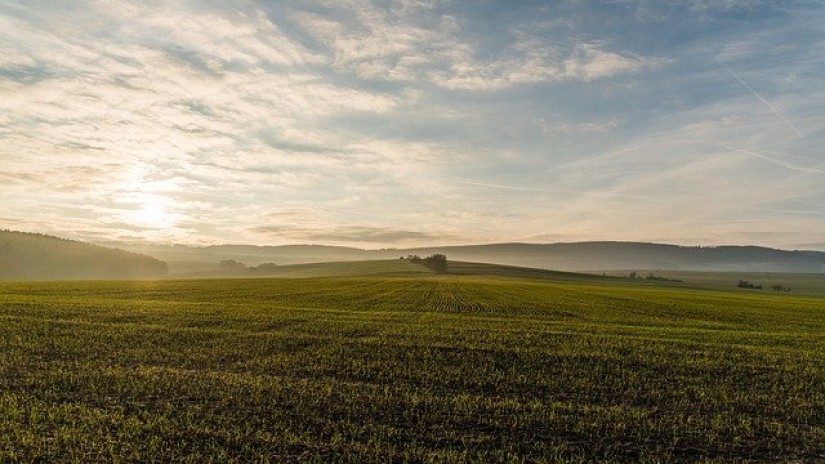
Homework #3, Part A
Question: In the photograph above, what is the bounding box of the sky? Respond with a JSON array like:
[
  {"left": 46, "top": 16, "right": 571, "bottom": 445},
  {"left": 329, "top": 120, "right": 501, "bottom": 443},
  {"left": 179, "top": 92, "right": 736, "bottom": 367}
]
[{"left": 1, "top": 0, "right": 824, "bottom": 249}]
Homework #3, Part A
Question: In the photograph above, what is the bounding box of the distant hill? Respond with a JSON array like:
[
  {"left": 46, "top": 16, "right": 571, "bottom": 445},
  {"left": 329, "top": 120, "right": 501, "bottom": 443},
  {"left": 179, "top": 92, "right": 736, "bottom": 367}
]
[
  {"left": 405, "top": 242, "right": 825, "bottom": 273},
  {"left": 109, "top": 240, "right": 825, "bottom": 274},
  {"left": 105, "top": 243, "right": 377, "bottom": 274},
  {"left": 0, "top": 230, "right": 168, "bottom": 280},
  {"left": 171, "top": 259, "right": 627, "bottom": 282}
]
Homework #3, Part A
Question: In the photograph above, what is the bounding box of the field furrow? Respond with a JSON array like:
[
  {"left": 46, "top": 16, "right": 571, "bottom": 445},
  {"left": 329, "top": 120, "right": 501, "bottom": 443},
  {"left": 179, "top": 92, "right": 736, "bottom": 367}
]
[{"left": 1, "top": 276, "right": 824, "bottom": 462}]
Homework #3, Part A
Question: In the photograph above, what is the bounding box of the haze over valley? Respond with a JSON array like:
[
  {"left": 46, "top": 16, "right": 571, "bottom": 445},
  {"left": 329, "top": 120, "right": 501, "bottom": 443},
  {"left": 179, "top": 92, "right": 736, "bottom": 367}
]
[
  {"left": 2, "top": 2, "right": 825, "bottom": 461},
  {"left": 4, "top": 230, "right": 825, "bottom": 282}
]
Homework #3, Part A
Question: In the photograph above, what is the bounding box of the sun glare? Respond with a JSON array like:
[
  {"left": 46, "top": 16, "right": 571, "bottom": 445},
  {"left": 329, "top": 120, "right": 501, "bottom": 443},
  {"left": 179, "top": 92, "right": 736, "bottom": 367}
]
[{"left": 128, "top": 196, "right": 177, "bottom": 229}]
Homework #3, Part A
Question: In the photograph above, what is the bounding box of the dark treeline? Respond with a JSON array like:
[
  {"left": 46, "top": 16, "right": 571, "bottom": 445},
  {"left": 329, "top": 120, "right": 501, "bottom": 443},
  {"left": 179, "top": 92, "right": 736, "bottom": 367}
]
[
  {"left": 218, "top": 260, "right": 279, "bottom": 274},
  {"left": 421, "top": 254, "right": 448, "bottom": 273},
  {"left": 0, "top": 230, "right": 168, "bottom": 280},
  {"left": 403, "top": 254, "right": 448, "bottom": 273}
]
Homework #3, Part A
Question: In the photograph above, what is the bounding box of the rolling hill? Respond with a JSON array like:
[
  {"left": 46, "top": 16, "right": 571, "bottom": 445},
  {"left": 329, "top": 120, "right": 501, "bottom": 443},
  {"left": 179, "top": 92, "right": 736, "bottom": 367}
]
[
  {"left": 110, "top": 240, "right": 825, "bottom": 274},
  {"left": 409, "top": 242, "right": 825, "bottom": 273},
  {"left": 0, "top": 230, "right": 168, "bottom": 280},
  {"left": 171, "top": 258, "right": 628, "bottom": 282}
]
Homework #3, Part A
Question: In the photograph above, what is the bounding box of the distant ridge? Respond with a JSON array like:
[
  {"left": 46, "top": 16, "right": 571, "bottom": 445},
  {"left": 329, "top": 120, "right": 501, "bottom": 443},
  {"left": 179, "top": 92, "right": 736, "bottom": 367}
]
[
  {"left": 403, "top": 242, "right": 825, "bottom": 273},
  {"left": 109, "top": 240, "right": 825, "bottom": 274},
  {"left": 0, "top": 230, "right": 168, "bottom": 280}
]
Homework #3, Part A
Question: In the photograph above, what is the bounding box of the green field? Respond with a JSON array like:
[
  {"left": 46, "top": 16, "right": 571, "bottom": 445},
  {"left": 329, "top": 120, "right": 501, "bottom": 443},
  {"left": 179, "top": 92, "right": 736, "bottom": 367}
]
[
  {"left": 605, "top": 269, "right": 825, "bottom": 296},
  {"left": 1, "top": 264, "right": 824, "bottom": 462}
]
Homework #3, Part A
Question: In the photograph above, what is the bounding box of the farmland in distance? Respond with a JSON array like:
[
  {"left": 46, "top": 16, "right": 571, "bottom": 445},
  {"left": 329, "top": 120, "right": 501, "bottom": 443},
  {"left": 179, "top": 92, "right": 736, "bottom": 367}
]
[{"left": 1, "top": 262, "right": 824, "bottom": 462}]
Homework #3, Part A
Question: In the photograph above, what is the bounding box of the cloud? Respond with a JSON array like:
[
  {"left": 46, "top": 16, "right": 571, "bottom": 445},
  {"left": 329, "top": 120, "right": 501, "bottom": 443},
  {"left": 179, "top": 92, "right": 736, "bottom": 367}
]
[
  {"left": 723, "top": 64, "right": 804, "bottom": 138},
  {"left": 295, "top": 2, "right": 660, "bottom": 90},
  {"left": 251, "top": 225, "right": 456, "bottom": 244},
  {"left": 722, "top": 145, "right": 825, "bottom": 174},
  {"left": 1, "top": 0, "right": 823, "bottom": 248},
  {"left": 540, "top": 117, "right": 620, "bottom": 136},
  {"left": 426, "top": 43, "right": 657, "bottom": 91},
  {"left": 794, "top": 241, "right": 825, "bottom": 250}
]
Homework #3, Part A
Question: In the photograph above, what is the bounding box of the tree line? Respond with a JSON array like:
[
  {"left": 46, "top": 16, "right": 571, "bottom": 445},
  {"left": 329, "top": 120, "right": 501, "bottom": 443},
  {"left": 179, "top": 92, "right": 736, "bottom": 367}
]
[
  {"left": 401, "top": 254, "right": 448, "bottom": 273},
  {"left": 738, "top": 280, "right": 790, "bottom": 292},
  {"left": 218, "top": 260, "right": 278, "bottom": 273}
]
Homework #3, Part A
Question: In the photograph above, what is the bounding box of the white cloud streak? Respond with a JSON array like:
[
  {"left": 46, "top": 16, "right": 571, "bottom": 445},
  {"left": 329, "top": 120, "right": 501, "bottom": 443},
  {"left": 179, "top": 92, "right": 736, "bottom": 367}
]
[
  {"left": 724, "top": 64, "right": 804, "bottom": 138},
  {"left": 458, "top": 180, "right": 651, "bottom": 201},
  {"left": 722, "top": 145, "right": 825, "bottom": 174}
]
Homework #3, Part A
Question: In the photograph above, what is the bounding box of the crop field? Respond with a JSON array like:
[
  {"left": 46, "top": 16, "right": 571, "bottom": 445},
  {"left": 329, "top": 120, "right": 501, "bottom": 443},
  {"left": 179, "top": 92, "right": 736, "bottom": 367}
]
[
  {"left": 613, "top": 269, "right": 825, "bottom": 296},
  {"left": 1, "top": 271, "right": 824, "bottom": 462}
]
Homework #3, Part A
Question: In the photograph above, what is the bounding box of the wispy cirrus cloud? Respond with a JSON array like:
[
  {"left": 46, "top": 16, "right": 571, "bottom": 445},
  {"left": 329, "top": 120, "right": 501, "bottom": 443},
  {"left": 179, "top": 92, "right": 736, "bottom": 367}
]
[
  {"left": 1, "top": 0, "right": 824, "bottom": 249},
  {"left": 295, "top": 1, "right": 661, "bottom": 90},
  {"left": 251, "top": 224, "right": 456, "bottom": 244}
]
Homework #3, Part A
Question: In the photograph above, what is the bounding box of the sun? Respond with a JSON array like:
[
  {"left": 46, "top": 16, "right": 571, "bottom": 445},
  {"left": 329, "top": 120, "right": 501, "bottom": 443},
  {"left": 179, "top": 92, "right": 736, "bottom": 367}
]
[
  {"left": 128, "top": 195, "right": 177, "bottom": 229},
  {"left": 134, "top": 203, "right": 167, "bottom": 227}
]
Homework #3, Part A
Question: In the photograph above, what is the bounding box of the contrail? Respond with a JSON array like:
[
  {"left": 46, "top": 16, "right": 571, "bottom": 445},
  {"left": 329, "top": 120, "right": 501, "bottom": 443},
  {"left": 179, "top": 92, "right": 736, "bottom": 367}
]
[
  {"left": 722, "top": 144, "right": 825, "bottom": 174},
  {"left": 458, "top": 180, "right": 650, "bottom": 200},
  {"left": 459, "top": 180, "right": 567, "bottom": 194},
  {"left": 724, "top": 64, "right": 804, "bottom": 138},
  {"left": 751, "top": 207, "right": 825, "bottom": 217}
]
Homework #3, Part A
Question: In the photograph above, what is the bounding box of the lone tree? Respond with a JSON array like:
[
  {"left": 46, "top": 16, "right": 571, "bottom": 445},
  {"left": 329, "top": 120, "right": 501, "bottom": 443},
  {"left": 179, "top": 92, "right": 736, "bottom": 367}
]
[
  {"left": 421, "top": 254, "right": 448, "bottom": 273},
  {"left": 738, "top": 280, "right": 762, "bottom": 290}
]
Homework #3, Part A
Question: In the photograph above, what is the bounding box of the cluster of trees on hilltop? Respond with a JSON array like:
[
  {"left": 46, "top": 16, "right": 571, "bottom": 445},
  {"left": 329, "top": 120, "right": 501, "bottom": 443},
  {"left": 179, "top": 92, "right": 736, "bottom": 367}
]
[
  {"left": 403, "top": 254, "right": 448, "bottom": 273},
  {"left": 737, "top": 280, "right": 763, "bottom": 290},
  {"left": 738, "top": 280, "right": 791, "bottom": 292},
  {"left": 396, "top": 242, "right": 825, "bottom": 273},
  {"left": 0, "top": 230, "right": 168, "bottom": 280},
  {"left": 218, "top": 260, "right": 278, "bottom": 274},
  {"left": 627, "top": 271, "right": 682, "bottom": 282}
]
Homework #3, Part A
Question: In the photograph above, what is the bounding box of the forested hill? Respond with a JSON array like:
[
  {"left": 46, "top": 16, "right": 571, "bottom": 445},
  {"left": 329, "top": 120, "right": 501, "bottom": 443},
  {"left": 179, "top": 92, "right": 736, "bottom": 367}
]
[
  {"left": 113, "top": 240, "right": 825, "bottom": 273},
  {"left": 0, "top": 230, "right": 168, "bottom": 280},
  {"left": 404, "top": 242, "right": 825, "bottom": 273}
]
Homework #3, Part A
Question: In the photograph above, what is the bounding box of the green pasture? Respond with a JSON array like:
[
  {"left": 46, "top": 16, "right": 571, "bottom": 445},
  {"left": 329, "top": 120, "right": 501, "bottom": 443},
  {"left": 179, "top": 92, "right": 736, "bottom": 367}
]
[{"left": 1, "top": 269, "right": 823, "bottom": 462}]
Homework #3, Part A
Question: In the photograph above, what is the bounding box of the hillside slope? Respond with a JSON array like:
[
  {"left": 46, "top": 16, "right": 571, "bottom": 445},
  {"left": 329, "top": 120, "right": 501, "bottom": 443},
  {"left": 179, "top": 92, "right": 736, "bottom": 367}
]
[
  {"left": 172, "top": 259, "right": 625, "bottom": 282},
  {"left": 407, "top": 242, "right": 825, "bottom": 272},
  {"left": 112, "top": 241, "right": 825, "bottom": 273},
  {"left": 0, "top": 230, "right": 168, "bottom": 280}
]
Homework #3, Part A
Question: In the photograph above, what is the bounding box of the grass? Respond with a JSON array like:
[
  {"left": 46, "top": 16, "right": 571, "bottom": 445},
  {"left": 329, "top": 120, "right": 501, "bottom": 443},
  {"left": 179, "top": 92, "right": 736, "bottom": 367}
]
[
  {"left": 1, "top": 269, "right": 824, "bottom": 462},
  {"left": 606, "top": 269, "right": 825, "bottom": 296},
  {"left": 180, "top": 259, "right": 437, "bottom": 279}
]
